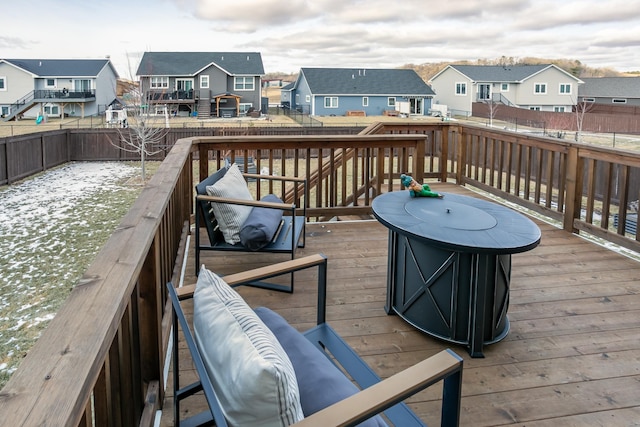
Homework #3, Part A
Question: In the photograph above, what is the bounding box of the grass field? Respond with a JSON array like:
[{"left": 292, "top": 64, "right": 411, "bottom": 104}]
[{"left": 0, "top": 161, "right": 158, "bottom": 389}]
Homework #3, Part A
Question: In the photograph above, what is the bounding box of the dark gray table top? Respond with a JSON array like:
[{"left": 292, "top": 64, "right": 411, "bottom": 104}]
[{"left": 372, "top": 191, "right": 541, "bottom": 254}]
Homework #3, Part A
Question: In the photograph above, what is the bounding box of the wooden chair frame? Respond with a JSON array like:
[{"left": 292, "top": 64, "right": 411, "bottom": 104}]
[
  {"left": 195, "top": 171, "right": 307, "bottom": 293},
  {"left": 168, "top": 254, "right": 463, "bottom": 427}
]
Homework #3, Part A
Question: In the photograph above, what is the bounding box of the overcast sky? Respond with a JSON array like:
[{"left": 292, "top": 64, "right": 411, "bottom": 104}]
[{"left": 2, "top": 0, "right": 640, "bottom": 77}]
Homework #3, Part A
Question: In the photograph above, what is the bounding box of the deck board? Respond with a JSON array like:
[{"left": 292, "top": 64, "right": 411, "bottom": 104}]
[{"left": 161, "top": 183, "right": 640, "bottom": 426}]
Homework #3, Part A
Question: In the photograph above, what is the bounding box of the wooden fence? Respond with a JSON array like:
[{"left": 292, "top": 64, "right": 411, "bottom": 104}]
[
  {"left": 0, "top": 127, "right": 363, "bottom": 185},
  {"left": 473, "top": 102, "right": 640, "bottom": 134}
]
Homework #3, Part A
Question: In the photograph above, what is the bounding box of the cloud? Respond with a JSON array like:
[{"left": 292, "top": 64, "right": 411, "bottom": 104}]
[
  {"left": 0, "top": 36, "right": 31, "bottom": 50},
  {"left": 4, "top": 0, "right": 640, "bottom": 75},
  {"left": 183, "top": 0, "right": 323, "bottom": 32},
  {"left": 590, "top": 28, "right": 640, "bottom": 48},
  {"left": 183, "top": 0, "right": 528, "bottom": 29},
  {"left": 512, "top": 0, "right": 640, "bottom": 30}
]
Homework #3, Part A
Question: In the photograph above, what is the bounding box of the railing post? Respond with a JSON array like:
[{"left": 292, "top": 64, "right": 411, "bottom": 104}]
[
  {"left": 376, "top": 146, "right": 385, "bottom": 195},
  {"left": 563, "top": 145, "right": 582, "bottom": 233},
  {"left": 138, "top": 235, "right": 164, "bottom": 406},
  {"left": 455, "top": 126, "right": 466, "bottom": 185},
  {"left": 415, "top": 136, "right": 426, "bottom": 181},
  {"left": 439, "top": 127, "right": 449, "bottom": 183},
  {"left": 199, "top": 141, "right": 209, "bottom": 182}
]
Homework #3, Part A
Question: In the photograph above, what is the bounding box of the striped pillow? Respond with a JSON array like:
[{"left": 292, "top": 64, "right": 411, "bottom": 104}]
[
  {"left": 193, "top": 266, "right": 304, "bottom": 427},
  {"left": 205, "top": 163, "right": 254, "bottom": 244}
]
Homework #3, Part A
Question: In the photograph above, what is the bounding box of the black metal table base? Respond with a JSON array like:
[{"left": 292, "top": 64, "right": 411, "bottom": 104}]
[{"left": 385, "top": 232, "right": 512, "bottom": 357}]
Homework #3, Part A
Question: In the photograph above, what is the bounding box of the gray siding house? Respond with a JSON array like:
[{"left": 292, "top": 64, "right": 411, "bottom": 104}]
[
  {"left": 579, "top": 77, "right": 640, "bottom": 106},
  {"left": 429, "top": 64, "right": 583, "bottom": 116},
  {"left": 0, "top": 58, "right": 118, "bottom": 121},
  {"left": 136, "top": 52, "right": 264, "bottom": 118},
  {"left": 284, "top": 68, "right": 435, "bottom": 116}
]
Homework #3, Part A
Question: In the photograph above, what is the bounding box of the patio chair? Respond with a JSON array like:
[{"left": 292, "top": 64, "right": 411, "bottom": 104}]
[
  {"left": 167, "top": 254, "right": 464, "bottom": 427},
  {"left": 194, "top": 163, "right": 306, "bottom": 292}
]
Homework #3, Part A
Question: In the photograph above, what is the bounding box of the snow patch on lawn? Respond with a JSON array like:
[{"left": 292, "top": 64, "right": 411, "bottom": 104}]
[{"left": 0, "top": 162, "right": 139, "bottom": 383}]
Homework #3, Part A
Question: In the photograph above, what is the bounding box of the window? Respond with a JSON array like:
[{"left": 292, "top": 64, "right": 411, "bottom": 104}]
[
  {"left": 176, "top": 79, "right": 193, "bottom": 92},
  {"left": 44, "top": 104, "right": 59, "bottom": 115},
  {"left": 45, "top": 78, "right": 56, "bottom": 88},
  {"left": 529, "top": 106, "right": 541, "bottom": 111},
  {"left": 478, "top": 84, "right": 491, "bottom": 100},
  {"left": 74, "top": 79, "right": 91, "bottom": 92},
  {"left": 305, "top": 95, "right": 310, "bottom": 102},
  {"left": 200, "top": 75, "right": 209, "bottom": 89},
  {"left": 1, "top": 106, "right": 9, "bottom": 116},
  {"left": 363, "top": 96, "right": 369, "bottom": 107},
  {"left": 239, "top": 103, "right": 253, "bottom": 114},
  {"left": 559, "top": 83, "right": 571, "bottom": 94},
  {"left": 324, "top": 97, "right": 338, "bottom": 108},
  {"left": 0, "top": 76, "right": 6, "bottom": 91},
  {"left": 388, "top": 97, "right": 396, "bottom": 107},
  {"left": 234, "top": 76, "right": 255, "bottom": 91},
  {"left": 455, "top": 82, "right": 466, "bottom": 95},
  {"left": 151, "top": 76, "right": 169, "bottom": 89},
  {"left": 613, "top": 98, "right": 627, "bottom": 104},
  {"left": 534, "top": 83, "right": 547, "bottom": 94},
  {"left": 501, "top": 83, "right": 509, "bottom": 91},
  {"left": 554, "top": 106, "right": 565, "bottom": 112}
]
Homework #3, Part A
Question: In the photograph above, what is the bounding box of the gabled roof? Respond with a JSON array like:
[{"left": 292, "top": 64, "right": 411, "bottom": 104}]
[
  {"left": 432, "top": 64, "right": 581, "bottom": 83},
  {"left": 579, "top": 77, "right": 640, "bottom": 98},
  {"left": 136, "top": 52, "right": 264, "bottom": 77},
  {"left": 0, "top": 58, "right": 116, "bottom": 78},
  {"left": 299, "top": 68, "right": 434, "bottom": 96}
]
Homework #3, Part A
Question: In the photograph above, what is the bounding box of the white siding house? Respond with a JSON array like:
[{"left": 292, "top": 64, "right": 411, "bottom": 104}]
[
  {"left": 0, "top": 58, "right": 118, "bottom": 121},
  {"left": 429, "top": 64, "right": 583, "bottom": 117}
]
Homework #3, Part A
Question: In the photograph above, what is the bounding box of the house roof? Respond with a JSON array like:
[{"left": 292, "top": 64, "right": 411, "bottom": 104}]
[
  {"left": 1, "top": 58, "right": 116, "bottom": 78},
  {"left": 579, "top": 77, "right": 640, "bottom": 98},
  {"left": 437, "top": 64, "right": 580, "bottom": 83},
  {"left": 136, "top": 52, "right": 264, "bottom": 77},
  {"left": 299, "top": 68, "right": 435, "bottom": 96}
]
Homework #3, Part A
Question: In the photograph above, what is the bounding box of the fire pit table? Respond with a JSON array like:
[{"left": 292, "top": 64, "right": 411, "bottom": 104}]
[{"left": 372, "top": 191, "right": 541, "bottom": 357}]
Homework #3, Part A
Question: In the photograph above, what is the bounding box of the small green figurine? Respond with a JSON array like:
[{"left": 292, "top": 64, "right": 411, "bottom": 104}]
[{"left": 400, "top": 173, "right": 444, "bottom": 198}]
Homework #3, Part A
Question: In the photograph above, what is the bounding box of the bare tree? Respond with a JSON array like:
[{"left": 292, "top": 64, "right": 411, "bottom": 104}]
[
  {"left": 107, "top": 54, "right": 169, "bottom": 182},
  {"left": 573, "top": 97, "right": 595, "bottom": 142},
  {"left": 484, "top": 96, "right": 500, "bottom": 127}
]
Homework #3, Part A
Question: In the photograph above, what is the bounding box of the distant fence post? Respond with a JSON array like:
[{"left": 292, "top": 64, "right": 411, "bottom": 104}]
[{"left": 563, "top": 145, "right": 582, "bottom": 233}]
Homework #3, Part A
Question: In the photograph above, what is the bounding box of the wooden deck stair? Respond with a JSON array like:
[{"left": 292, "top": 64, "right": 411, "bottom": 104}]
[{"left": 197, "top": 97, "right": 210, "bottom": 119}]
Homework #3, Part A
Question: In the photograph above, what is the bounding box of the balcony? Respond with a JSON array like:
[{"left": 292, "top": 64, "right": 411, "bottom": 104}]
[
  {"left": 35, "top": 89, "right": 96, "bottom": 101},
  {"left": 1, "top": 123, "right": 640, "bottom": 426},
  {"left": 146, "top": 90, "right": 195, "bottom": 102}
]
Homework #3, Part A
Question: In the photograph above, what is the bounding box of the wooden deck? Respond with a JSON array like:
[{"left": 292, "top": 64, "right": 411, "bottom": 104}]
[{"left": 161, "top": 183, "right": 640, "bottom": 426}]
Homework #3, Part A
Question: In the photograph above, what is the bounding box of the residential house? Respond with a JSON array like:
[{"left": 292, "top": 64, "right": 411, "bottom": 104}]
[
  {"left": 135, "top": 52, "right": 264, "bottom": 118},
  {"left": 0, "top": 58, "right": 118, "bottom": 121},
  {"left": 579, "top": 77, "right": 640, "bottom": 106},
  {"left": 283, "top": 68, "right": 435, "bottom": 116},
  {"left": 279, "top": 81, "right": 295, "bottom": 109},
  {"left": 429, "top": 64, "right": 583, "bottom": 116}
]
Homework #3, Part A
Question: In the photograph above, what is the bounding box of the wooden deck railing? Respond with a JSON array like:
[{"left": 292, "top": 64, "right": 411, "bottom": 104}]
[
  {"left": 1, "top": 122, "right": 640, "bottom": 426},
  {"left": 0, "top": 138, "right": 194, "bottom": 426},
  {"left": 193, "top": 134, "right": 430, "bottom": 220}
]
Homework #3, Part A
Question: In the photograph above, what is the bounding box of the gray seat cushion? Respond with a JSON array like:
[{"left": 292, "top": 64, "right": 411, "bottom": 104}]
[
  {"left": 240, "top": 194, "right": 284, "bottom": 251},
  {"left": 255, "top": 307, "right": 388, "bottom": 427}
]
